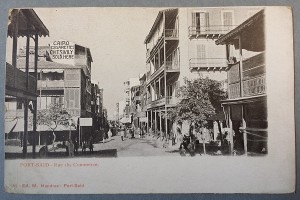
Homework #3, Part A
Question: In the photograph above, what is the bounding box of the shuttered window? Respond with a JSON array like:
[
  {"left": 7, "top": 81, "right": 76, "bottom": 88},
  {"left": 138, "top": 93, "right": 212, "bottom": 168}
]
[
  {"left": 65, "top": 88, "right": 80, "bottom": 109},
  {"left": 196, "top": 44, "right": 206, "bottom": 59},
  {"left": 192, "top": 12, "right": 209, "bottom": 27},
  {"left": 222, "top": 11, "right": 233, "bottom": 26}
]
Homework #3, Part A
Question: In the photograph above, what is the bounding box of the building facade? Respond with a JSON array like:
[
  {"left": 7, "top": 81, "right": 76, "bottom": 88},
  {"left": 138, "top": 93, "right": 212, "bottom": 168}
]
[
  {"left": 6, "top": 41, "right": 94, "bottom": 145},
  {"left": 5, "top": 9, "right": 49, "bottom": 156},
  {"left": 216, "top": 10, "right": 267, "bottom": 155},
  {"left": 143, "top": 7, "right": 261, "bottom": 137}
]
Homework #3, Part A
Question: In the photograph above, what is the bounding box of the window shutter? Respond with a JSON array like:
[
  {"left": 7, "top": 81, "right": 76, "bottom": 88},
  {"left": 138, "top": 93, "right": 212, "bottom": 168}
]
[
  {"left": 205, "top": 12, "right": 209, "bottom": 27},
  {"left": 192, "top": 13, "right": 196, "bottom": 27},
  {"left": 197, "top": 44, "right": 206, "bottom": 59},
  {"left": 75, "top": 89, "right": 79, "bottom": 108}
]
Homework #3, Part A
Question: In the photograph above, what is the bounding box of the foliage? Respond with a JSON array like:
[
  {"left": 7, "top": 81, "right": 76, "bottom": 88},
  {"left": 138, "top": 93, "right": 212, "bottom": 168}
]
[
  {"left": 171, "top": 77, "right": 227, "bottom": 128},
  {"left": 37, "top": 103, "right": 76, "bottom": 131}
]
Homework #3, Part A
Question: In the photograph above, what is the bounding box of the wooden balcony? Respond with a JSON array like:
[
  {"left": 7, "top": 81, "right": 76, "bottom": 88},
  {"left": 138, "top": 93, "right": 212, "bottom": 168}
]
[
  {"left": 166, "top": 61, "right": 180, "bottom": 72},
  {"left": 189, "top": 58, "right": 227, "bottom": 72},
  {"left": 165, "top": 29, "right": 178, "bottom": 39},
  {"left": 188, "top": 25, "right": 236, "bottom": 39},
  {"left": 37, "top": 80, "right": 64, "bottom": 89},
  {"left": 227, "top": 53, "right": 266, "bottom": 99},
  {"left": 6, "top": 62, "right": 37, "bottom": 100},
  {"left": 145, "top": 96, "right": 179, "bottom": 109}
]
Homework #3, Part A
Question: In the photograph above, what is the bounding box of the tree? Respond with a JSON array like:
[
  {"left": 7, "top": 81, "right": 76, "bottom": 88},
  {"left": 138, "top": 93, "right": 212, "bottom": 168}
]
[
  {"left": 171, "top": 77, "right": 227, "bottom": 154},
  {"left": 37, "top": 103, "right": 75, "bottom": 148},
  {"left": 175, "top": 77, "right": 227, "bottom": 126}
]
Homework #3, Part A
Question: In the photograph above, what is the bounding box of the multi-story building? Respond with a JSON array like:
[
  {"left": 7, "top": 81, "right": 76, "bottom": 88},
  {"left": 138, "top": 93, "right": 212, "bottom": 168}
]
[
  {"left": 216, "top": 10, "right": 267, "bottom": 155},
  {"left": 5, "top": 9, "right": 49, "bottom": 156},
  {"left": 144, "top": 7, "right": 261, "bottom": 137},
  {"left": 124, "top": 78, "right": 140, "bottom": 106},
  {"left": 9, "top": 41, "right": 93, "bottom": 144}
]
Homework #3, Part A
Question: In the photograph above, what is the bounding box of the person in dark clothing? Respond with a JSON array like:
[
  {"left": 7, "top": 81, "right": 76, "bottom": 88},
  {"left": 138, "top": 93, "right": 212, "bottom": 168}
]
[
  {"left": 74, "top": 138, "right": 79, "bottom": 155},
  {"left": 89, "top": 137, "right": 94, "bottom": 153}
]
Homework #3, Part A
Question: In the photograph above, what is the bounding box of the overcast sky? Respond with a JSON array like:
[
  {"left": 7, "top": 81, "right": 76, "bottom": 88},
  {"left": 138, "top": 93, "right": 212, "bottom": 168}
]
[{"left": 7, "top": 7, "right": 161, "bottom": 119}]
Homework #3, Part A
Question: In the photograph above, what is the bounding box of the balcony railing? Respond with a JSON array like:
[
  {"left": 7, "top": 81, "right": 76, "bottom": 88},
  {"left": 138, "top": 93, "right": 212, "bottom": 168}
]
[
  {"left": 37, "top": 80, "right": 64, "bottom": 89},
  {"left": 150, "top": 64, "right": 164, "bottom": 81},
  {"left": 166, "top": 96, "right": 179, "bottom": 106},
  {"left": 165, "top": 29, "right": 178, "bottom": 39},
  {"left": 188, "top": 25, "right": 236, "bottom": 38},
  {"left": 189, "top": 58, "right": 228, "bottom": 71},
  {"left": 144, "top": 96, "right": 179, "bottom": 109},
  {"left": 227, "top": 53, "right": 266, "bottom": 99},
  {"left": 6, "top": 62, "right": 37, "bottom": 96},
  {"left": 166, "top": 61, "right": 180, "bottom": 71}
]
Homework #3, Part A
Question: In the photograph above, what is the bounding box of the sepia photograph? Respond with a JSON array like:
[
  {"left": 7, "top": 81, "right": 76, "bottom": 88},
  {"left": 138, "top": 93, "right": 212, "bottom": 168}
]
[{"left": 2, "top": 6, "right": 295, "bottom": 194}]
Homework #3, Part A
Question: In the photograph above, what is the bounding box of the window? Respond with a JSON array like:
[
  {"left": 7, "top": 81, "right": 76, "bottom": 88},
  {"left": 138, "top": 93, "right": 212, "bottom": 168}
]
[
  {"left": 192, "top": 12, "right": 209, "bottom": 33},
  {"left": 65, "top": 88, "right": 80, "bottom": 109},
  {"left": 196, "top": 44, "right": 206, "bottom": 59},
  {"left": 222, "top": 11, "right": 234, "bottom": 26}
]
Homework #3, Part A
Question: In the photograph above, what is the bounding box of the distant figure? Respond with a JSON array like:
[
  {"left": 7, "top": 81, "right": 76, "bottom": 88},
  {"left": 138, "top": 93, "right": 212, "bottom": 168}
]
[
  {"left": 120, "top": 126, "right": 125, "bottom": 141},
  {"left": 89, "top": 137, "right": 94, "bottom": 153},
  {"left": 68, "top": 139, "right": 74, "bottom": 157},
  {"left": 74, "top": 138, "right": 79, "bottom": 155},
  {"left": 82, "top": 141, "right": 87, "bottom": 153},
  {"left": 108, "top": 128, "right": 113, "bottom": 139}
]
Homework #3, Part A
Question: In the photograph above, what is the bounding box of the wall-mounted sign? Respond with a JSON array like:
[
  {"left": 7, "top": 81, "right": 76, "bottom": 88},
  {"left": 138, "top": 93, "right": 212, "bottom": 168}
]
[
  {"left": 49, "top": 40, "right": 75, "bottom": 65},
  {"left": 79, "top": 118, "right": 93, "bottom": 127}
]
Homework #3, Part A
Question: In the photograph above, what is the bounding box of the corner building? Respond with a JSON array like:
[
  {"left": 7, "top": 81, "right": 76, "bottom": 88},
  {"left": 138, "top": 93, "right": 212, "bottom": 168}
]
[{"left": 144, "top": 7, "right": 261, "bottom": 137}]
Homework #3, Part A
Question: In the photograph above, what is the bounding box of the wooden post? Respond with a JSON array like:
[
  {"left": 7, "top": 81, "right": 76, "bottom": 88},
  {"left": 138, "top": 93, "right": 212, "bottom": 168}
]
[
  {"left": 242, "top": 105, "right": 247, "bottom": 155},
  {"left": 154, "top": 110, "right": 157, "bottom": 134},
  {"left": 32, "top": 33, "right": 39, "bottom": 158},
  {"left": 23, "top": 100, "right": 28, "bottom": 156},
  {"left": 238, "top": 35, "right": 244, "bottom": 97},
  {"left": 12, "top": 9, "right": 19, "bottom": 88},
  {"left": 228, "top": 106, "right": 234, "bottom": 155},
  {"left": 159, "top": 110, "right": 162, "bottom": 134},
  {"left": 163, "top": 10, "right": 168, "bottom": 139},
  {"left": 22, "top": 33, "right": 30, "bottom": 156}
]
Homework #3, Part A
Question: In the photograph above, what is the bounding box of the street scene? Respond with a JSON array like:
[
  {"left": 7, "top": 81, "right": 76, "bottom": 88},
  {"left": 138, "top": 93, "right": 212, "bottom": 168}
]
[{"left": 4, "top": 7, "right": 268, "bottom": 159}]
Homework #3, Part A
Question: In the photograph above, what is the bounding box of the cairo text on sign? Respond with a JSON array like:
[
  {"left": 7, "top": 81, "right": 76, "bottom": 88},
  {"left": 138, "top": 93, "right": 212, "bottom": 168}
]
[{"left": 50, "top": 41, "right": 74, "bottom": 59}]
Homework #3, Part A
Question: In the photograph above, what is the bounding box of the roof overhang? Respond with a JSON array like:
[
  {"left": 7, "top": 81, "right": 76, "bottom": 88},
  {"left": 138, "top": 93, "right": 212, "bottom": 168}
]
[
  {"left": 215, "top": 9, "right": 265, "bottom": 52},
  {"left": 144, "top": 8, "right": 178, "bottom": 44},
  {"left": 7, "top": 9, "right": 49, "bottom": 37},
  {"left": 221, "top": 94, "right": 267, "bottom": 105}
]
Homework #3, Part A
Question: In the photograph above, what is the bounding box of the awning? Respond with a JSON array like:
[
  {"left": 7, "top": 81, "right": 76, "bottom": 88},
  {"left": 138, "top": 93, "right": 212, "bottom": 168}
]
[
  {"left": 215, "top": 9, "right": 265, "bottom": 52},
  {"left": 120, "top": 117, "right": 131, "bottom": 124},
  {"left": 5, "top": 117, "right": 32, "bottom": 133},
  {"left": 8, "top": 9, "right": 49, "bottom": 37}
]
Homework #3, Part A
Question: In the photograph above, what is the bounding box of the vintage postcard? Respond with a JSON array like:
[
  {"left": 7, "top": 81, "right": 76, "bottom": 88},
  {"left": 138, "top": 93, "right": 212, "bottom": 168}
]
[{"left": 3, "top": 6, "right": 295, "bottom": 194}]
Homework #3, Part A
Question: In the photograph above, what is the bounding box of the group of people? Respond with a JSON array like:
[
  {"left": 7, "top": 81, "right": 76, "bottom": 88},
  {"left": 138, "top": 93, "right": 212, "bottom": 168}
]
[
  {"left": 65, "top": 137, "right": 94, "bottom": 157},
  {"left": 119, "top": 126, "right": 131, "bottom": 141}
]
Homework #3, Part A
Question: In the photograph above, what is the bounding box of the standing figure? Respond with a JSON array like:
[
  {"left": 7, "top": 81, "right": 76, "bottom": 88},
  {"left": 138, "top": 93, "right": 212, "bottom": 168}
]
[
  {"left": 120, "top": 126, "right": 125, "bottom": 141},
  {"left": 82, "top": 141, "right": 87, "bottom": 153},
  {"left": 68, "top": 139, "right": 74, "bottom": 157},
  {"left": 89, "top": 137, "right": 94, "bottom": 153},
  {"left": 74, "top": 138, "right": 79, "bottom": 155}
]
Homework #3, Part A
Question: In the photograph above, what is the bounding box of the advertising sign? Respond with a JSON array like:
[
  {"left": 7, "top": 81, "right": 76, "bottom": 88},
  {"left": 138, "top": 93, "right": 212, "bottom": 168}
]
[
  {"left": 79, "top": 118, "right": 93, "bottom": 126},
  {"left": 49, "top": 39, "right": 75, "bottom": 65}
]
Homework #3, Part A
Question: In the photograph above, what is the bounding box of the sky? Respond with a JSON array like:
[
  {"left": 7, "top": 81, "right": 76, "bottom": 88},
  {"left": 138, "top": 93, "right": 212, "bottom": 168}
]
[{"left": 7, "top": 7, "right": 161, "bottom": 119}]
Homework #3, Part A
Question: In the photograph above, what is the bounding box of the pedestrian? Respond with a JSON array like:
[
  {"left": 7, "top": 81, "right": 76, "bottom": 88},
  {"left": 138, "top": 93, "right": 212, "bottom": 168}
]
[
  {"left": 108, "top": 128, "right": 113, "bottom": 139},
  {"left": 82, "top": 141, "right": 87, "bottom": 153},
  {"left": 74, "top": 138, "right": 79, "bottom": 155},
  {"left": 120, "top": 126, "right": 125, "bottom": 141},
  {"left": 68, "top": 139, "right": 74, "bottom": 157},
  {"left": 89, "top": 137, "right": 94, "bottom": 153}
]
